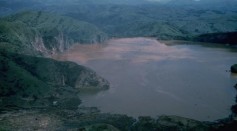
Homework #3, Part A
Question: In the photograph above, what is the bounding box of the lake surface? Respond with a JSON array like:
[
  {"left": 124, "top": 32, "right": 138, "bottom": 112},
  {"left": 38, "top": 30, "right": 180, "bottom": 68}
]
[{"left": 53, "top": 38, "right": 237, "bottom": 121}]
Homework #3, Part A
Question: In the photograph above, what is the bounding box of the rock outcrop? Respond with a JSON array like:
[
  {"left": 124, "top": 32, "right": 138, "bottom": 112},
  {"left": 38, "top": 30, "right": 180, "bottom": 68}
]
[
  {"left": 0, "top": 51, "right": 109, "bottom": 110},
  {"left": 231, "top": 64, "right": 237, "bottom": 73},
  {"left": 0, "top": 11, "right": 110, "bottom": 110},
  {"left": 0, "top": 11, "right": 108, "bottom": 56}
]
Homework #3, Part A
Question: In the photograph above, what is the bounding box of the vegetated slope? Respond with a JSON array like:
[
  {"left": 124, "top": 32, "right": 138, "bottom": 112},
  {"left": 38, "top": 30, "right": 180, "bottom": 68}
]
[
  {"left": 0, "top": 50, "right": 109, "bottom": 110},
  {"left": 0, "top": 11, "right": 107, "bottom": 56},
  {"left": 1, "top": 1, "right": 237, "bottom": 40},
  {"left": 63, "top": 4, "right": 237, "bottom": 39},
  {"left": 0, "top": 11, "right": 109, "bottom": 111}
]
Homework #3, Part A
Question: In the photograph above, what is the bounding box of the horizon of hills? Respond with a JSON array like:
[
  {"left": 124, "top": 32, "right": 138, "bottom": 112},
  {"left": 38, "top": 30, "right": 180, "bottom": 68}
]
[
  {"left": 1, "top": 0, "right": 237, "bottom": 10},
  {"left": 1, "top": 0, "right": 237, "bottom": 41}
]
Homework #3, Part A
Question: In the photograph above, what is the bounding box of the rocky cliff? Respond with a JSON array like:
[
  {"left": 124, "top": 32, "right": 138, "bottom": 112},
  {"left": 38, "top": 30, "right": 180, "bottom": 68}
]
[
  {"left": 0, "top": 11, "right": 108, "bottom": 56},
  {"left": 0, "top": 11, "right": 110, "bottom": 110},
  {"left": 0, "top": 50, "right": 109, "bottom": 110}
]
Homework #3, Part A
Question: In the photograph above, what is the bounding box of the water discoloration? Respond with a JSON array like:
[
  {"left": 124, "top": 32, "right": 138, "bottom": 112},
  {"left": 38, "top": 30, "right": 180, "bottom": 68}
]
[{"left": 54, "top": 38, "right": 237, "bottom": 121}]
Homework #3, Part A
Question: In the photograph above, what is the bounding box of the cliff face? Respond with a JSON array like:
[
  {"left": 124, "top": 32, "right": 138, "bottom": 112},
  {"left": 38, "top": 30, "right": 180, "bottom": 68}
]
[
  {"left": 11, "top": 53, "right": 109, "bottom": 90},
  {"left": 31, "top": 32, "right": 71, "bottom": 56},
  {"left": 0, "top": 11, "right": 109, "bottom": 110},
  {"left": 0, "top": 11, "right": 108, "bottom": 56},
  {"left": 0, "top": 50, "right": 109, "bottom": 110}
]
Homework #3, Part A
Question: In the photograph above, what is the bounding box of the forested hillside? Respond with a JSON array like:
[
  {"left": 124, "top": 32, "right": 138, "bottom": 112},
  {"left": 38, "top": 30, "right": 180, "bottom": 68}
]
[{"left": 0, "top": 11, "right": 107, "bottom": 56}]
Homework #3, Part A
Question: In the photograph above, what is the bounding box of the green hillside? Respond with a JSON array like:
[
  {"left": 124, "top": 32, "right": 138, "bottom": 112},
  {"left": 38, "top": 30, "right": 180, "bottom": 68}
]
[
  {"left": 0, "top": 11, "right": 107, "bottom": 56},
  {"left": 0, "top": 11, "right": 109, "bottom": 111},
  {"left": 57, "top": 4, "right": 237, "bottom": 39},
  {"left": 0, "top": 50, "right": 109, "bottom": 110},
  {"left": 2, "top": 1, "right": 237, "bottom": 40}
]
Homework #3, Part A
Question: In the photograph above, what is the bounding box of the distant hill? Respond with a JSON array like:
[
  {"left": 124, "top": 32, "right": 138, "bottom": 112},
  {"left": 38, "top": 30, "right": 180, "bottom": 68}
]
[
  {"left": 0, "top": 11, "right": 107, "bottom": 56},
  {"left": 0, "top": 0, "right": 43, "bottom": 16},
  {"left": 163, "top": 0, "right": 237, "bottom": 11},
  {"left": 1, "top": 0, "right": 237, "bottom": 40},
  {"left": 64, "top": 4, "right": 237, "bottom": 39}
]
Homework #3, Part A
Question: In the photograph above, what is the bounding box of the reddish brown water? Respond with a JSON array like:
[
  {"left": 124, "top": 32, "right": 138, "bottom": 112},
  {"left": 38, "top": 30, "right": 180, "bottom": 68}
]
[{"left": 53, "top": 38, "right": 237, "bottom": 121}]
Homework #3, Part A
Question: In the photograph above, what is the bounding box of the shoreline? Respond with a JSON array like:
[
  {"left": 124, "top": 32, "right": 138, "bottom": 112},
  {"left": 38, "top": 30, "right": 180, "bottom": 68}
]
[
  {"left": 53, "top": 38, "right": 237, "bottom": 122},
  {"left": 1, "top": 38, "right": 237, "bottom": 130}
]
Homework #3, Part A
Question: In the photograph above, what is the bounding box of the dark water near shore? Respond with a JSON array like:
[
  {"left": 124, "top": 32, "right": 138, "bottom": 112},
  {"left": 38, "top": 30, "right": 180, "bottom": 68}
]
[{"left": 53, "top": 38, "right": 237, "bottom": 121}]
